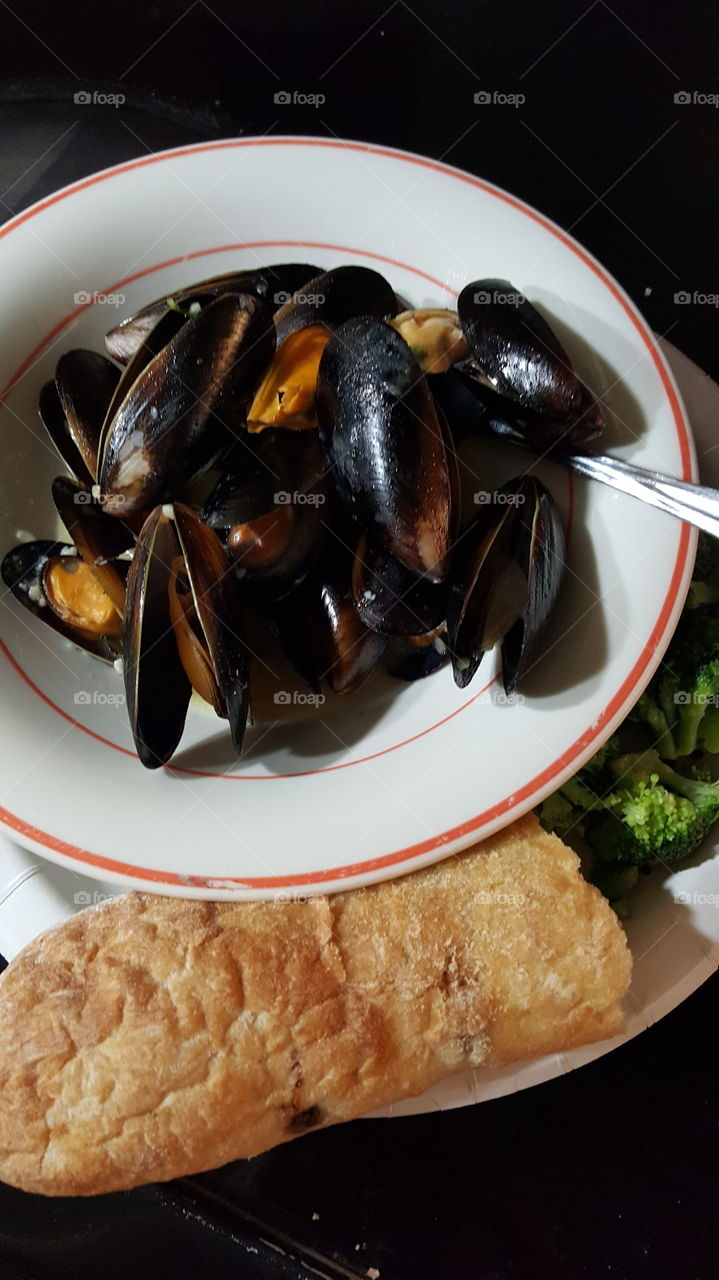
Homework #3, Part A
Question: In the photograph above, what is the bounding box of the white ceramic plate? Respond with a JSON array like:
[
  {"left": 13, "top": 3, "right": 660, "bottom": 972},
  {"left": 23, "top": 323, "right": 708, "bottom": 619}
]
[
  {"left": 0, "top": 343, "right": 717, "bottom": 1118},
  {"left": 0, "top": 137, "right": 696, "bottom": 898}
]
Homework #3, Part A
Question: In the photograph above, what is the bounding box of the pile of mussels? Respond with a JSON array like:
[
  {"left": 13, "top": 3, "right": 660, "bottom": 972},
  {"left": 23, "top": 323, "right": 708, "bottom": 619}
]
[{"left": 2, "top": 264, "right": 604, "bottom": 768}]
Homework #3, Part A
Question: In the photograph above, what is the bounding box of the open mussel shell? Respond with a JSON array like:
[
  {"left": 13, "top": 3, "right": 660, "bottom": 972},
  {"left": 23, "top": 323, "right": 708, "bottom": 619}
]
[
  {"left": 200, "top": 435, "right": 279, "bottom": 529},
  {"left": 100, "top": 293, "right": 275, "bottom": 518},
  {"left": 266, "top": 544, "right": 386, "bottom": 696},
  {"left": 317, "top": 317, "right": 453, "bottom": 582},
  {"left": 123, "top": 510, "right": 192, "bottom": 768},
  {"left": 204, "top": 430, "right": 329, "bottom": 602},
  {"left": 39, "top": 381, "right": 93, "bottom": 487},
  {"left": 500, "top": 480, "right": 566, "bottom": 693},
  {"left": 457, "top": 279, "right": 604, "bottom": 443},
  {"left": 40, "top": 351, "right": 121, "bottom": 484},
  {"left": 104, "top": 264, "right": 321, "bottom": 363},
  {"left": 247, "top": 324, "right": 332, "bottom": 432},
  {"left": 124, "top": 503, "right": 249, "bottom": 768},
  {"left": 384, "top": 629, "right": 449, "bottom": 682},
  {"left": 352, "top": 535, "right": 447, "bottom": 637},
  {"left": 1, "top": 540, "right": 122, "bottom": 662},
  {"left": 51, "top": 476, "right": 133, "bottom": 615},
  {"left": 274, "top": 265, "right": 399, "bottom": 345},
  {"left": 99, "top": 307, "right": 189, "bottom": 455},
  {"left": 172, "top": 503, "right": 249, "bottom": 748},
  {"left": 202, "top": 427, "right": 320, "bottom": 529},
  {"left": 447, "top": 476, "right": 565, "bottom": 691}
]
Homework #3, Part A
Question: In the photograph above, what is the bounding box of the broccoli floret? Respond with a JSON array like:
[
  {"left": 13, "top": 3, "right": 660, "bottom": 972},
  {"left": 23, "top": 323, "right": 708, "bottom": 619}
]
[
  {"left": 699, "top": 704, "right": 719, "bottom": 753},
  {"left": 538, "top": 790, "right": 583, "bottom": 837},
  {"left": 578, "top": 735, "right": 621, "bottom": 779},
  {"left": 586, "top": 750, "right": 719, "bottom": 867},
  {"left": 590, "top": 861, "right": 640, "bottom": 903},
  {"left": 692, "top": 531, "right": 717, "bottom": 583},
  {"left": 538, "top": 737, "right": 620, "bottom": 837},
  {"left": 632, "top": 603, "right": 719, "bottom": 758}
]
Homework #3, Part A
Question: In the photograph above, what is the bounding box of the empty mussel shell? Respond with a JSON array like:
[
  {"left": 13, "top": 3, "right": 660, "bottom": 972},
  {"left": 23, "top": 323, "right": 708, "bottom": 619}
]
[
  {"left": 316, "top": 317, "right": 453, "bottom": 582},
  {"left": 446, "top": 475, "right": 565, "bottom": 692},
  {"left": 123, "top": 503, "right": 249, "bottom": 768},
  {"left": 104, "top": 264, "right": 321, "bottom": 363},
  {"left": 1, "top": 540, "right": 122, "bottom": 662},
  {"left": 40, "top": 350, "right": 121, "bottom": 484},
  {"left": 123, "top": 510, "right": 192, "bottom": 768},
  {"left": 100, "top": 293, "right": 275, "bottom": 518},
  {"left": 500, "top": 479, "right": 566, "bottom": 693}
]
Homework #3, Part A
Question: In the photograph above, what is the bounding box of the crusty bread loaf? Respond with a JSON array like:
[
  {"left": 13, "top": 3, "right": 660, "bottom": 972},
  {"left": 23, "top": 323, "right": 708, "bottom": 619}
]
[{"left": 0, "top": 815, "right": 631, "bottom": 1196}]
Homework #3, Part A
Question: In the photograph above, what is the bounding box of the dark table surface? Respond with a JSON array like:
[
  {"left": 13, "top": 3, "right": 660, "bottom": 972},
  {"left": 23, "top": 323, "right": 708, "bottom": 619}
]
[{"left": 1, "top": 2, "right": 717, "bottom": 1276}]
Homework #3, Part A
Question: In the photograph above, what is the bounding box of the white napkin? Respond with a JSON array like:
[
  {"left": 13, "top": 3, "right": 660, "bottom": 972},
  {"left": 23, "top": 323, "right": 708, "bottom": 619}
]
[{"left": 0, "top": 338, "right": 717, "bottom": 963}]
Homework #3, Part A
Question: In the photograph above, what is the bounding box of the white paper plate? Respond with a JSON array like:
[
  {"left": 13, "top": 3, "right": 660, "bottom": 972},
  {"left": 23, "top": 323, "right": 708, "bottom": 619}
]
[{"left": 0, "top": 137, "right": 696, "bottom": 897}]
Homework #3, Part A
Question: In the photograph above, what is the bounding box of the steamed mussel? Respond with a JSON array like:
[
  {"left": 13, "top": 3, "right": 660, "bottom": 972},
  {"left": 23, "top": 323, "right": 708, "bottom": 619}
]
[{"left": 3, "top": 261, "right": 593, "bottom": 768}]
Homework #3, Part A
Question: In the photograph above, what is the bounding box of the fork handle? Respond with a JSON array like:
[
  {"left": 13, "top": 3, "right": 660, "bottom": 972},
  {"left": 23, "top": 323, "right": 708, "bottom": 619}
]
[{"left": 556, "top": 451, "right": 719, "bottom": 541}]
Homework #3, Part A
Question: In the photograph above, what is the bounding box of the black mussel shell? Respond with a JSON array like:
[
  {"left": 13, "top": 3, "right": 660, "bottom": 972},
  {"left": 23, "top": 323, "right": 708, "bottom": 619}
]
[
  {"left": 317, "top": 317, "right": 452, "bottom": 582},
  {"left": 266, "top": 544, "right": 386, "bottom": 695},
  {"left": 500, "top": 480, "right": 566, "bottom": 693},
  {"left": 210, "top": 431, "right": 329, "bottom": 602},
  {"left": 457, "top": 280, "right": 604, "bottom": 443},
  {"left": 1, "top": 540, "right": 121, "bottom": 662},
  {"left": 123, "top": 504, "right": 250, "bottom": 767},
  {"left": 384, "top": 630, "right": 449, "bottom": 682},
  {"left": 447, "top": 476, "right": 565, "bottom": 691},
  {"left": 105, "top": 264, "right": 321, "bottom": 363},
  {"left": 51, "top": 476, "right": 133, "bottom": 615},
  {"left": 46, "top": 350, "right": 121, "bottom": 483},
  {"left": 100, "top": 294, "right": 275, "bottom": 517},
  {"left": 99, "top": 308, "right": 188, "bottom": 458},
  {"left": 202, "top": 428, "right": 323, "bottom": 529},
  {"left": 456, "top": 369, "right": 604, "bottom": 449},
  {"left": 274, "top": 265, "right": 398, "bottom": 344},
  {"left": 172, "top": 503, "right": 249, "bottom": 752},
  {"left": 446, "top": 491, "right": 520, "bottom": 689},
  {"left": 352, "top": 535, "right": 447, "bottom": 636},
  {"left": 123, "top": 509, "right": 192, "bottom": 768},
  {"left": 40, "top": 381, "right": 96, "bottom": 487}
]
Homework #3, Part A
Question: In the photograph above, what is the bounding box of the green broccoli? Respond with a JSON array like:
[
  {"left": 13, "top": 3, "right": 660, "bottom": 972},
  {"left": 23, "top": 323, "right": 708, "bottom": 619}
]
[
  {"left": 588, "top": 750, "right": 719, "bottom": 867},
  {"left": 538, "top": 737, "right": 620, "bottom": 837},
  {"left": 633, "top": 603, "right": 719, "bottom": 758}
]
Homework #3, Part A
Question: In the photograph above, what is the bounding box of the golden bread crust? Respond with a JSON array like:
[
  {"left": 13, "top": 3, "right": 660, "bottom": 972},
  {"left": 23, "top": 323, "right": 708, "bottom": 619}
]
[{"left": 0, "top": 815, "right": 631, "bottom": 1195}]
